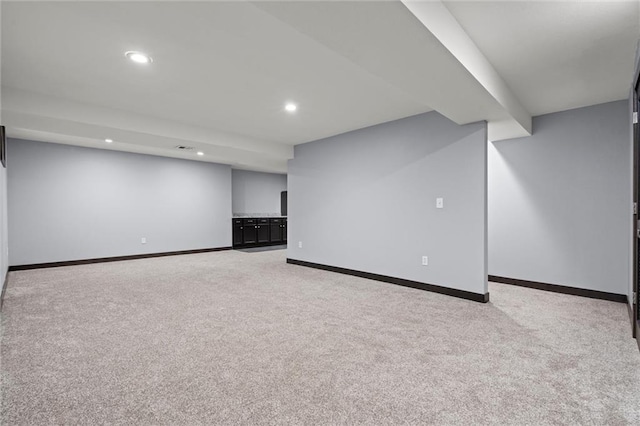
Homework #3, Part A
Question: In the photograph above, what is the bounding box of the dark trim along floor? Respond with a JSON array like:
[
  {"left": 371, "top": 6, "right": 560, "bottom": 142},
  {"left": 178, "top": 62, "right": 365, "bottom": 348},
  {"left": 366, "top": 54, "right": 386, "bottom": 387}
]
[
  {"left": 489, "top": 275, "right": 628, "bottom": 303},
  {"left": 1, "top": 271, "right": 8, "bottom": 311},
  {"left": 8, "top": 247, "right": 232, "bottom": 271},
  {"left": 287, "top": 258, "right": 490, "bottom": 303}
]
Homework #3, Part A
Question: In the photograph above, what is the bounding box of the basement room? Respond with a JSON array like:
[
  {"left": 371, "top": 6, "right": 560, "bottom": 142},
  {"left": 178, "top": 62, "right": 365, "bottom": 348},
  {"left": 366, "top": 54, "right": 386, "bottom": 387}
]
[{"left": 1, "top": 1, "right": 639, "bottom": 424}]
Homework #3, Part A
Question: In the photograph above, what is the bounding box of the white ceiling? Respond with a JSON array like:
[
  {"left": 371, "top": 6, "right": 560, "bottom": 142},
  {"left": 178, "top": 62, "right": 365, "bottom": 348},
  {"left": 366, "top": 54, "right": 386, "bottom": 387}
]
[
  {"left": 1, "top": 1, "right": 638, "bottom": 173},
  {"left": 444, "top": 0, "right": 640, "bottom": 116}
]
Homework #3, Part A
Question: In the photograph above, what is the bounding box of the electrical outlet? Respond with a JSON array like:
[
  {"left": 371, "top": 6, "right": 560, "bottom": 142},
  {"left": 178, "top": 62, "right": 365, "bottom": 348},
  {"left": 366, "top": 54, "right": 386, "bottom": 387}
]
[
  {"left": 141, "top": 237, "right": 147, "bottom": 244},
  {"left": 298, "top": 241, "right": 302, "bottom": 248},
  {"left": 422, "top": 256, "right": 428, "bottom": 266},
  {"left": 436, "top": 198, "right": 444, "bottom": 209}
]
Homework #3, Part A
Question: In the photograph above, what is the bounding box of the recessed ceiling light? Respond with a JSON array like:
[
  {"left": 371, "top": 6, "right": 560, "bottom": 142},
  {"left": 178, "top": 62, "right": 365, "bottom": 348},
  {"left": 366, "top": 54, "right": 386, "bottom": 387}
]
[
  {"left": 285, "top": 103, "right": 297, "bottom": 112},
  {"left": 105, "top": 138, "right": 113, "bottom": 143},
  {"left": 125, "top": 51, "right": 152, "bottom": 64},
  {"left": 197, "top": 151, "right": 204, "bottom": 156}
]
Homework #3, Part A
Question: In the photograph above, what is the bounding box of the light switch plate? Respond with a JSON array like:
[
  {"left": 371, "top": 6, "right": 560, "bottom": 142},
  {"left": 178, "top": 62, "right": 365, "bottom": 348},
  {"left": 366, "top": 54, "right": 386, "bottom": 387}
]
[{"left": 436, "top": 197, "right": 444, "bottom": 209}]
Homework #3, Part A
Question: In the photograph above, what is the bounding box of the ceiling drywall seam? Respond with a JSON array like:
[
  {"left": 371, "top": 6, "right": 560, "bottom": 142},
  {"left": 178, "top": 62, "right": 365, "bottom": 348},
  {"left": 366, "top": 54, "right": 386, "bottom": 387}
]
[
  {"left": 2, "top": 88, "right": 292, "bottom": 158},
  {"left": 402, "top": 0, "right": 532, "bottom": 141},
  {"left": 1, "top": 88, "right": 292, "bottom": 173}
]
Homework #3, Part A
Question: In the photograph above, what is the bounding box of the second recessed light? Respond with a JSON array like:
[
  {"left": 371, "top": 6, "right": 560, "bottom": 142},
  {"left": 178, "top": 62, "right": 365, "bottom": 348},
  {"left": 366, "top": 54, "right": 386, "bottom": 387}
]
[
  {"left": 285, "top": 102, "right": 297, "bottom": 112},
  {"left": 197, "top": 151, "right": 204, "bottom": 156},
  {"left": 125, "top": 51, "right": 152, "bottom": 64},
  {"left": 105, "top": 139, "right": 113, "bottom": 143}
]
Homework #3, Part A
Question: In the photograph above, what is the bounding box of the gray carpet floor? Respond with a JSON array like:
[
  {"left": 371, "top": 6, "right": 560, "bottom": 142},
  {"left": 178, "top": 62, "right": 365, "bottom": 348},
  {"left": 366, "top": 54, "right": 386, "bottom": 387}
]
[{"left": 1, "top": 250, "right": 639, "bottom": 425}]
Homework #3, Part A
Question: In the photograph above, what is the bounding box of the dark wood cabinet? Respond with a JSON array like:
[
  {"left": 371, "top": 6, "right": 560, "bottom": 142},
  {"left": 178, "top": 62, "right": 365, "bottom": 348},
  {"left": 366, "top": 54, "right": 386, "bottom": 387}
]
[
  {"left": 282, "top": 219, "right": 287, "bottom": 242},
  {"left": 257, "top": 219, "right": 270, "bottom": 243},
  {"left": 232, "top": 217, "right": 287, "bottom": 248},
  {"left": 241, "top": 218, "right": 257, "bottom": 244},
  {"left": 270, "top": 218, "right": 287, "bottom": 243},
  {"left": 270, "top": 218, "right": 282, "bottom": 243},
  {"left": 233, "top": 219, "right": 243, "bottom": 246}
]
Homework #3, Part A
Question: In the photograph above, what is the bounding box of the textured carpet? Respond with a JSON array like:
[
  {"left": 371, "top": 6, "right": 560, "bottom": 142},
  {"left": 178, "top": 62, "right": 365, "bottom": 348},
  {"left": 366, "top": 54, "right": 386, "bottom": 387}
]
[{"left": 1, "top": 250, "right": 639, "bottom": 425}]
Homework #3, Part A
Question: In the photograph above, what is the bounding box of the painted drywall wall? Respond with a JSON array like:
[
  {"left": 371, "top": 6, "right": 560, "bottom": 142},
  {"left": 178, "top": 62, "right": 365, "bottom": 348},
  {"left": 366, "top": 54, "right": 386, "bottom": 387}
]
[
  {"left": 0, "top": 0, "right": 8, "bottom": 282},
  {"left": 232, "top": 169, "right": 287, "bottom": 216},
  {"left": 8, "top": 139, "right": 232, "bottom": 265},
  {"left": 489, "top": 100, "right": 630, "bottom": 295},
  {"left": 0, "top": 165, "right": 7, "bottom": 281},
  {"left": 630, "top": 44, "right": 640, "bottom": 312},
  {"left": 629, "top": 92, "right": 636, "bottom": 312},
  {"left": 288, "top": 112, "right": 488, "bottom": 295}
]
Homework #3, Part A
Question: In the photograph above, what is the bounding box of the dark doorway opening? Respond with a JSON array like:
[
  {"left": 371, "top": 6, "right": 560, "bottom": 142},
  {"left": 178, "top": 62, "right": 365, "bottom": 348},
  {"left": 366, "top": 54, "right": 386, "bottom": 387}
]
[
  {"left": 281, "top": 191, "right": 287, "bottom": 216},
  {"left": 632, "top": 56, "right": 640, "bottom": 348}
]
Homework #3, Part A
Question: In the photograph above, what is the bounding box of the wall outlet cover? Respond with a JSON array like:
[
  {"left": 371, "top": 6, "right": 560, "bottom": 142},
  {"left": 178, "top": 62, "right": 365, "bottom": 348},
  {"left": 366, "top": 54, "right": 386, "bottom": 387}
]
[
  {"left": 422, "top": 256, "right": 428, "bottom": 266},
  {"left": 298, "top": 241, "right": 302, "bottom": 248}
]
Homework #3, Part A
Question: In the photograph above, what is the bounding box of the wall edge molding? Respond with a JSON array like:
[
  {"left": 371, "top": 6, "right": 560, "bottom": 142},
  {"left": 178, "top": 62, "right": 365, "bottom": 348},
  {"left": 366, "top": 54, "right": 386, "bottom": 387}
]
[
  {"left": 287, "top": 258, "right": 489, "bottom": 303},
  {"left": 0, "top": 271, "right": 8, "bottom": 311},
  {"left": 8, "top": 246, "right": 232, "bottom": 271},
  {"left": 489, "top": 275, "right": 627, "bottom": 303}
]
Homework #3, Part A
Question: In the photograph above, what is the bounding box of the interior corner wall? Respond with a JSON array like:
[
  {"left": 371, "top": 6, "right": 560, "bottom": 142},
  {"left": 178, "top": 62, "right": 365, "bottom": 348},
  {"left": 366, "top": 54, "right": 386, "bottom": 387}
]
[
  {"left": 0, "top": 1, "right": 7, "bottom": 281},
  {"left": 0, "top": 164, "right": 7, "bottom": 280},
  {"left": 7, "top": 139, "right": 232, "bottom": 266},
  {"left": 231, "top": 169, "right": 287, "bottom": 216},
  {"left": 288, "top": 112, "right": 488, "bottom": 296},
  {"left": 489, "top": 100, "right": 630, "bottom": 295},
  {"left": 630, "top": 91, "right": 636, "bottom": 310}
]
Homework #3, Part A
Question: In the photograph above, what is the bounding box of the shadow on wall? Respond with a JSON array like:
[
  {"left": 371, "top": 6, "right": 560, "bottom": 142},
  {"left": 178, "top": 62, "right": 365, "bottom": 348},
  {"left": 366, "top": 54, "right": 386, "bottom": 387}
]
[
  {"left": 291, "top": 113, "right": 485, "bottom": 228},
  {"left": 288, "top": 110, "right": 487, "bottom": 296},
  {"left": 488, "top": 140, "right": 569, "bottom": 271},
  {"left": 488, "top": 101, "right": 630, "bottom": 293},
  {"left": 293, "top": 114, "right": 482, "bottom": 183}
]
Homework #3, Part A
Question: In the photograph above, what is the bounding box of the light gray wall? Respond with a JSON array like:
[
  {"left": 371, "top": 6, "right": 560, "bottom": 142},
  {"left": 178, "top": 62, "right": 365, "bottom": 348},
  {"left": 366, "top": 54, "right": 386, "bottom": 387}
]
[
  {"left": 232, "top": 169, "right": 286, "bottom": 216},
  {"left": 489, "top": 100, "right": 631, "bottom": 294},
  {"left": 288, "top": 112, "right": 488, "bottom": 295},
  {"left": 630, "top": 45, "right": 640, "bottom": 310},
  {"left": 629, "top": 92, "right": 636, "bottom": 310},
  {"left": 8, "top": 139, "right": 232, "bottom": 265},
  {"left": 0, "top": 1, "right": 7, "bottom": 280},
  {"left": 0, "top": 164, "right": 7, "bottom": 280}
]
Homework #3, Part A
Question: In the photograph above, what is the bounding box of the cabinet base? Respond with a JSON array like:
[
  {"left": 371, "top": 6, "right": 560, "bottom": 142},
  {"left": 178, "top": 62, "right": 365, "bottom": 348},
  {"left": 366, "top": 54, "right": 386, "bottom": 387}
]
[{"left": 233, "top": 241, "right": 287, "bottom": 250}]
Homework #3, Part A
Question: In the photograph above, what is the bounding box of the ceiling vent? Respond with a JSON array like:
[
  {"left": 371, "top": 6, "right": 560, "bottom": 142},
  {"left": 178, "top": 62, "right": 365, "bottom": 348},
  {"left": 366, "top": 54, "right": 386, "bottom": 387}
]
[{"left": 175, "top": 145, "right": 195, "bottom": 151}]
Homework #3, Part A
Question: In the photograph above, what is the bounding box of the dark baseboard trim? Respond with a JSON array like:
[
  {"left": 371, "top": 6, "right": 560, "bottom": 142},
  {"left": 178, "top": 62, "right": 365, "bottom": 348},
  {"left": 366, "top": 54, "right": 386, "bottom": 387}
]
[
  {"left": 0, "top": 270, "right": 8, "bottom": 311},
  {"left": 488, "top": 275, "right": 627, "bottom": 303},
  {"left": 8, "top": 246, "right": 232, "bottom": 271},
  {"left": 287, "top": 258, "right": 489, "bottom": 303}
]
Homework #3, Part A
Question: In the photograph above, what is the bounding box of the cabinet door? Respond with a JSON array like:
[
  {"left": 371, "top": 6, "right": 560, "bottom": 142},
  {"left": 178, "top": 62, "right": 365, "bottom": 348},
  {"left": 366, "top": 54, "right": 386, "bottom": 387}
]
[
  {"left": 257, "top": 224, "right": 270, "bottom": 243},
  {"left": 243, "top": 225, "right": 257, "bottom": 244},
  {"left": 282, "top": 221, "right": 287, "bottom": 242},
  {"left": 270, "top": 224, "right": 282, "bottom": 242},
  {"left": 233, "top": 225, "right": 243, "bottom": 246}
]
